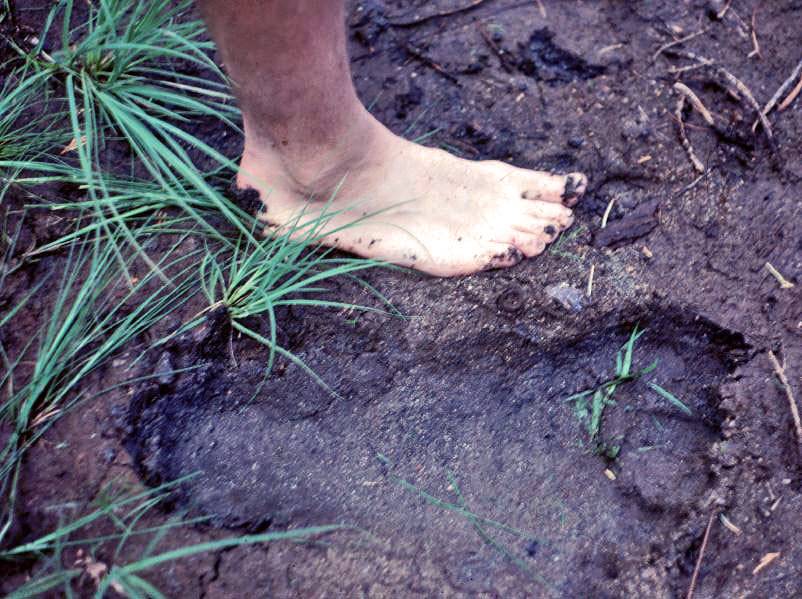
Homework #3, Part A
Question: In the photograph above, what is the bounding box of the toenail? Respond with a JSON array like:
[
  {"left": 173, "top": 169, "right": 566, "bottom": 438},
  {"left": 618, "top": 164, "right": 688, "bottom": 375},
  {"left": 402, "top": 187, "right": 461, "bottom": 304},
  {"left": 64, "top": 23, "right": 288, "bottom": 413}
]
[
  {"left": 561, "top": 173, "right": 587, "bottom": 204},
  {"left": 544, "top": 225, "right": 556, "bottom": 236}
]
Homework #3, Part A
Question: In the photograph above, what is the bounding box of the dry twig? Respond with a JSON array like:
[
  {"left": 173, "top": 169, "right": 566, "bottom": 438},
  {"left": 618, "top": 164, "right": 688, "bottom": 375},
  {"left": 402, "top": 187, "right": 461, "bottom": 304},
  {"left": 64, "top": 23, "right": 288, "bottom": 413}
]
[
  {"left": 586, "top": 264, "right": 595, "bottom": 298},
  {"left": 748, "top": 8, "right": 761, "bottom": 59},
  {"left": 753, "top": 552, "right": 781, "bottom": 576},
  {"left": 673, "top": 82, "right": 715, "bottom": 125},
  {"left": 388, "top": 0, "right": 488, "bottom": 27},
  {"left": 601, "top": 198, "right": 616, "bottom": 228},
  {"left": 652, "top": 28, "right": 708, "bottom": 62},
  {"left": 713, "top": 65, "right": 774, "bottom": 142},
  {"left": 765, "top": 262, "right": 795, "bottom": 289},
  {"left": 779, "top": 76, "right": 802, "bottom": 111},
  {"left": 477, "top": 24, "right": 515, "bottom": 73},
  {"left": 686, "top": 511, "right": 716, "bottom": 599},
  {"left": 675, "top": 96, "right": 705, "bottom": 173},
  {"left": 717, "top": 0, "right": 734, "bottom": 20},
  {"left": 719, "top": 513, "right": 742, "bottom": 536},
  {"left": 767, "top": 350, "right": 802, "bottom": 455},
  {"left": 403, "top": 43, "right": 460, "bottom": 84},
  {"left": 755, "top": 58, "right": 802, "bottom": 126},
  {"left": 670, "top": 49, "right": 776, "bottom": 147}
]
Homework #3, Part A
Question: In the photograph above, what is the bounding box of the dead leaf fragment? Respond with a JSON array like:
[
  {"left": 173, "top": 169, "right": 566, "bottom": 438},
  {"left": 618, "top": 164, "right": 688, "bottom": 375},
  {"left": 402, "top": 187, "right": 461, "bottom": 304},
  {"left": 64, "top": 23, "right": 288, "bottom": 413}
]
[{"left": 60, "top": 136, "right": 87, "bottom": 154}]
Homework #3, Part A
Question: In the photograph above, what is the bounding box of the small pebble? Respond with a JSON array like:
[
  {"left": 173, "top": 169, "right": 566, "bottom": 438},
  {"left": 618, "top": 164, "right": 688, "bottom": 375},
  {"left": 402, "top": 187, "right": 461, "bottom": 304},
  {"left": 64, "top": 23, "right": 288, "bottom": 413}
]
[
  {"left": 156, "top": 351, "right": 175, "bottom": 385},
  {"left": 101, "top": 447, "right": 117, "bottom": 464},
  {"left": 545, "top": 283, "right": 586, "bottom": 313}
]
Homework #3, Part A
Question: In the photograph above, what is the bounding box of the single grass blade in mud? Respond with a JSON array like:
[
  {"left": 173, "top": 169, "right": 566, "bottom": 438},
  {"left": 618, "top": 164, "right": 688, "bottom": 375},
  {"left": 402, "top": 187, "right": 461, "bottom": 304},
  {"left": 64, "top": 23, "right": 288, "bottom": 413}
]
[{"left": 648, "top": 382, "right": 692, "bottom": 416}]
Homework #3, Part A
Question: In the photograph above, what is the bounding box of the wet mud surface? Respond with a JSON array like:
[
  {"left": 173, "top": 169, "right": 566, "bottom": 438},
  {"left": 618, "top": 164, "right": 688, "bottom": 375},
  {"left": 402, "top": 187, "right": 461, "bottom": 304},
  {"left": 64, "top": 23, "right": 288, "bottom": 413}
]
[
  {"left": 4, "top": 0, "right": 802, "bottom": 597},
  {"left": 126, "top": 307, "right": 747, "bottom": 595}
]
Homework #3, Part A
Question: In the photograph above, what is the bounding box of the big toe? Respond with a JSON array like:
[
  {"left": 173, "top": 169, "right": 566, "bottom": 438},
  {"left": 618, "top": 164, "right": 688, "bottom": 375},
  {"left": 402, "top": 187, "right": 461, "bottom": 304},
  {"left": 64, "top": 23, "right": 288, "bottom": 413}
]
[{"left": 520, "top": 171, "right": 587, "bottom": 206}]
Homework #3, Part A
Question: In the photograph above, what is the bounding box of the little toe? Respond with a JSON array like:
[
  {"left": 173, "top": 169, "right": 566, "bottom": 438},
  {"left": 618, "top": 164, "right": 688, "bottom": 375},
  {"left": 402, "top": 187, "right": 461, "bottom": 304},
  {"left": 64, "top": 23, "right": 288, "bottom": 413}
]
[{"left": 482, "top": 244, "right": 525, "bottom": 271}]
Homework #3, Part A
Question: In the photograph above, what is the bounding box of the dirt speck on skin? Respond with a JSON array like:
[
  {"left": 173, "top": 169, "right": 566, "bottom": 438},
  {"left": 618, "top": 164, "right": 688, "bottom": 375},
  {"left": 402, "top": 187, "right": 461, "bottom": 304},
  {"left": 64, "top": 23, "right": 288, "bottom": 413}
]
[{"left": 5, "top": 0, "right": 802, "bottom": 597}]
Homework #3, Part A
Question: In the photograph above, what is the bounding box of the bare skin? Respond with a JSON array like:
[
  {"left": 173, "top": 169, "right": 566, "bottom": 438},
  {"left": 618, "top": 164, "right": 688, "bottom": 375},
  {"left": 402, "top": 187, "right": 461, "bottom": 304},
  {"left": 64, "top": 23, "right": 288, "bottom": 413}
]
[{"left": 199, "top": 0, "right": 587, "bottom": 277}]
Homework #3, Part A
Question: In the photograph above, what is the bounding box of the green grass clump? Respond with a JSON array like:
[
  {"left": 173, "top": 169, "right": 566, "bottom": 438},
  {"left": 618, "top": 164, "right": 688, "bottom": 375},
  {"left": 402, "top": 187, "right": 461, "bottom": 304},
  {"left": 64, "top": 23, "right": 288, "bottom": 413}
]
[
  {"left": 193, "top": 210, "right": 398, "bottom": 393},
  {"left": 0, "top": 224, "right": 200, "bottom": 527},
  {"left": 0, "top": 1, "right": 390, "bottom": 592},
  {"left": 566, "top": 326, "right": 692, "bottom": 457},
  {"left": 2, "top": 0, "right": 255, "bottom": 255},
  {"left": 3, "top": 476, "right": 347, "bottom": 598}
]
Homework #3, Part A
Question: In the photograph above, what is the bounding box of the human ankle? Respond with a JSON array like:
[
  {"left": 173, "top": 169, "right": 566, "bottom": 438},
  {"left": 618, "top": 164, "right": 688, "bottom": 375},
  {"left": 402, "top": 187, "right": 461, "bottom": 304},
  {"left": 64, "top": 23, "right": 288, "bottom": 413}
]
[{"left": 239, "top": 112, "right": 386, "bottom": 197}]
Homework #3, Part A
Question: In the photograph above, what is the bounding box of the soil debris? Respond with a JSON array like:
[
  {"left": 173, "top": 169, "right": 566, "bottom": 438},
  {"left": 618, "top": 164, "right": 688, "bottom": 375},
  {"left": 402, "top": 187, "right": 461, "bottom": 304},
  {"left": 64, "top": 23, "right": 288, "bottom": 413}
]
[
  {"left": 592, "top": 199, "right": 660, "bottom": 248},
  {"left": 752, "top": 551, "right": 781, "bottom": 576},
  {"left": 518, "top": 28, "right": 605, "bottom": 84}
]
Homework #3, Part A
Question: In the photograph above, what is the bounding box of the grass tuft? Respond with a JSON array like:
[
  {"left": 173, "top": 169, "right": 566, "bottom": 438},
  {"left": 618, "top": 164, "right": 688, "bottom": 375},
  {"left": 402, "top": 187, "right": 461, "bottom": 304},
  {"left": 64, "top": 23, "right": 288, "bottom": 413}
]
[{"left": 565, "top": 326, "right": 692, "bottom": 455}]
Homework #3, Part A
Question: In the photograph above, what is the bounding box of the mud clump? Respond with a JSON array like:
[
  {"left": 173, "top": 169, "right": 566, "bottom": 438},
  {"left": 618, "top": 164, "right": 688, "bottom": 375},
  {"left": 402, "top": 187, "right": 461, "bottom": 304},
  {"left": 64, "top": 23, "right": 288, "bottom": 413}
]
[{"left": 518, "top": 28, "right": 605, "bottom": 84}]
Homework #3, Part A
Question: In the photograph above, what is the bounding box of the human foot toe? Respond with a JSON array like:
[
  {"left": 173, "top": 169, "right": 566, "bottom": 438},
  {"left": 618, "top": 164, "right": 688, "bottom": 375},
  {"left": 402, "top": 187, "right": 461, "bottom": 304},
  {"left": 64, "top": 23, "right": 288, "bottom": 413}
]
[{"left": 518, "top": 171, "right": 587, "bottom": 206}]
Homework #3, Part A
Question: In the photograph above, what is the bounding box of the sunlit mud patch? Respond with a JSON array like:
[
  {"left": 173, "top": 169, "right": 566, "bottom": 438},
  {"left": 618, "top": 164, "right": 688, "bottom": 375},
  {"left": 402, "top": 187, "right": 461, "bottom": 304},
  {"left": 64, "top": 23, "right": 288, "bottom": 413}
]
[{"left": 126, "top": 306, "right": 748, "bottom": 595}]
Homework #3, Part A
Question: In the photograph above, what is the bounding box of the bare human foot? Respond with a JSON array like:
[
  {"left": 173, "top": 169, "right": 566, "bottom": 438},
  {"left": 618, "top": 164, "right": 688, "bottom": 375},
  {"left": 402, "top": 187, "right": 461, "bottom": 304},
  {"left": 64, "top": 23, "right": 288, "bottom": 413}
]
[
  {"left": 238, "top": 115, "right": 586, "bottom": 277},
  {"left": 198, "top": 0, "right": 586, "bottom": 276}
]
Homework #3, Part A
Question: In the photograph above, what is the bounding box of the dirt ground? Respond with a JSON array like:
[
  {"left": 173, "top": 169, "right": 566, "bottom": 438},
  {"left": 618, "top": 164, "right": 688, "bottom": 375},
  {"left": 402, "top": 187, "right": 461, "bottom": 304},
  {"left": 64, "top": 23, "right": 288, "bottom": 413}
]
[{"left": 2, "top": 0, "right": 802, "bottom": 597}]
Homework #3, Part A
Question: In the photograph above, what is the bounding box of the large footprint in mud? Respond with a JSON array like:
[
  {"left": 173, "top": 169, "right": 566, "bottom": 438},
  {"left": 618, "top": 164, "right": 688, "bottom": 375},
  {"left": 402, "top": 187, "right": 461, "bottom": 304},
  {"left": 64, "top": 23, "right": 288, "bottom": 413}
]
[{"left": 127, "top": 305, "right": 747, "bottom": 595}]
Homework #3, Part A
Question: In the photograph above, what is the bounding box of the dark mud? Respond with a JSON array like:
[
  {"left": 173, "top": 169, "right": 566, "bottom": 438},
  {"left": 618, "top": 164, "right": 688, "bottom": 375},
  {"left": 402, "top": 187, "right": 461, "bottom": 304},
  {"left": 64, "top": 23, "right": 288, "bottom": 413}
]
[
  {"left": 126, "top": 306, "right": 749, "bottom": 596},
  {"left": 4, "top": 0, "right": 802, "bottom": 597}
]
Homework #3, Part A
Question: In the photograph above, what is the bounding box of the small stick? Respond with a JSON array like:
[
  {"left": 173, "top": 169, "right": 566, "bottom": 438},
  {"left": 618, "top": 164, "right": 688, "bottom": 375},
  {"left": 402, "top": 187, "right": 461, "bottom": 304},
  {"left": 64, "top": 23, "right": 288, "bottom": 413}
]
[
  {"left": 675, "top": 96, "right": 705, "bottom": 173},
  {"left": 403, "top": 43, "right": 460, "bottom": 84},
  {"left": 717, "top": 0, "right": 734, "bottom": 20},
  {"left": 767, "top": 350, "right": 802, "bottom": 453},
  {"left": 686, "top": 511, "right": 716, "bottom": 599},
  {"left": 652, "top": 28, "right": 708, "bottom": 62},
  {"left": 667, "top": 63, "right": 709, "bottom": 76},
  {"left": 748, "top": 8, "right": 761, "bottom": 59},
  {"left": 765, "top": 262, "right": 795, "bottom": 289},
  {"left": 712, "top": 65, "right": 774, "bottom": 142},
  {"left": 719, "top": 513, "right": 742, "bottom": 536},
  {"left": 754, "top": 58, "right": 802, "bottom": 128},
  {"left": 477, "top": 25, "right": 515, "bottom": 73},
  {"left": 586, "top": 264, "right": 595, "bottom": 298},
  {"left": 664, "top": 48, "right": 714, "bottom": 76},
  {"left": 388, "top": 0, "right": 488, "bottom": 28},
  {"left": 753, "top": 552, "right": 781, "bottom": 575},
  {"left": 779, "top": 76, "right": 802, "bottom": 111},
  {"left": 673, "top": 82, "right": 715, "bottom": 126},
  {"left": 601, "top": 198, "right": 616, "bottom": 228},
  {"left": 667, "top": 49, "right": 714, "bottom": 66},
  {"left": 680, "top": 172, "right": 707, "bottom": 195},
  {"left": 535, "top": 0, "right": 546, "bottom": 18}
]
